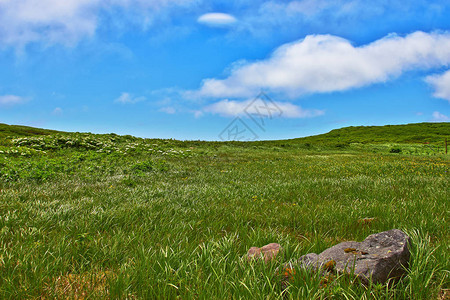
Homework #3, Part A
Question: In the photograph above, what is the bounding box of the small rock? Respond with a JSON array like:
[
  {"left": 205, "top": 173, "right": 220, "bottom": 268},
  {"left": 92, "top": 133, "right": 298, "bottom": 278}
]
[
  {"left": 296, "top": 229, "right": 411, "bottom": 284},
  {"left": 247, "top": 243, "right": 282, "bottom": 262}
]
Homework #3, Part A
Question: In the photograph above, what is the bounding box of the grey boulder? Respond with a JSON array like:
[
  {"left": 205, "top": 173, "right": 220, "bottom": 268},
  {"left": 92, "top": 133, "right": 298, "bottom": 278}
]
[{"left": 297, "top": 229, "right": 411, "bottom": 284}]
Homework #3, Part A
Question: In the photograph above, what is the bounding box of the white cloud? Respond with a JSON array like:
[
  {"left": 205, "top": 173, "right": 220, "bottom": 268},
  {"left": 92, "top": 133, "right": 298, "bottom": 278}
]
[
  {"left": 431, "top": 111, "right": 450, "bottom": 122},
  {"left": 256, "top": 0, "right": 443, "bottom": 19},
  {"left": 114, "top": 92, "right": 146, "bottom": 104},
  {"left": 52, "top": 107, "right": 63, "bottom": 115},
  {"left": 0, "top": 95, "right": 27, "bottom": 106},
  {"left": 204, "top": 98, "right": 324, "bottom": 118},
  {"left": 159, "top": 106, "right": 176, "bottom": 114},
  {"left": 0, "top": 0, "right": 99, "bottom": 47},
  {"left": 241, "top": 1, "right": 447, "bottom": 38},
  {"left": 258, "top": 0, "right": 338, "bottom": 19},
  {"left": 0, "top": 0, "right": 198, "bottom": 48},
  {"left": 195, "top": 31, "right": 450, "bottom": 98},
  {"left": 425, "top": 70, "right": 450, "bottom": 103},
  {"left": 193, "top": 110, "right": 203, "bottom": 118},
  {"left": 197, "top": 13, "right": 237, "bottom": 27}
]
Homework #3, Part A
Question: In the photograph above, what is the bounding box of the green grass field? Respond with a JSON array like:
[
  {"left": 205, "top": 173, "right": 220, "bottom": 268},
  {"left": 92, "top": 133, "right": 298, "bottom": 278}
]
[{"left": 0, "top": 123, "right": 448, "bottom": 299}]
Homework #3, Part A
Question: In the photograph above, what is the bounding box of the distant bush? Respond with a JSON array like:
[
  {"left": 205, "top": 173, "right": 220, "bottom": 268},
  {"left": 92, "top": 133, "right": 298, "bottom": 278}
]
[
  {"left": 334, "top": 143, "right": 349, "bottom": 148},
  {"left": 131, "top": 161, "right": 155, "bottom": 173},
  {"left": 11, "top": 135, "right": 112, "bottom": 151},
  {"left": 390, "top": 147, "right": 402, "bottom": 153},
  {"left": 122, "top": 176, "right": 138, "bottom": 187},
  {"left": 0, "top": 157, "right": 73, "bottom": 182}
]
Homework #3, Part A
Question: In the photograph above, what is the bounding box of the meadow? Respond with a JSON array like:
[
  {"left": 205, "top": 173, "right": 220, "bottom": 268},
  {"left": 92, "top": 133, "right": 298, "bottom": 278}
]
[{"left": 0, "top": 123, "right": 448, "bottom": 299}]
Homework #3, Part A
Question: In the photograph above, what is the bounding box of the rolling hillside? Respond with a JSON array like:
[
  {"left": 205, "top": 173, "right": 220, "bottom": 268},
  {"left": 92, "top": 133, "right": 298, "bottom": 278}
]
[
  {"left": 0, "top": 123, "right": 61, "bottom": 138},
  {"left": 0, "top": 121, "right": 448, "bottom": 298},
  {"left": 0, "top": 122, "right": 449, "bottom": 145},
  {"left": 290, "top": 122, "right": 449, "bottom": 145}
]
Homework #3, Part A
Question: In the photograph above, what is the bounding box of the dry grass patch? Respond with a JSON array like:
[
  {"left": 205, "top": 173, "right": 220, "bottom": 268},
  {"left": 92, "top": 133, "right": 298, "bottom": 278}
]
[{"left": 42, "top": 270, "right": 114, "bottom": 299}]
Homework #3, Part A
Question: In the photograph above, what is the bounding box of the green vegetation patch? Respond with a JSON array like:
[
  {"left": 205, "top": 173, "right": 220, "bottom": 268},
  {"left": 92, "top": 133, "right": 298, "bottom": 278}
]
[{"left": 0, "top": 123, "right": 448, "bottom": 298}]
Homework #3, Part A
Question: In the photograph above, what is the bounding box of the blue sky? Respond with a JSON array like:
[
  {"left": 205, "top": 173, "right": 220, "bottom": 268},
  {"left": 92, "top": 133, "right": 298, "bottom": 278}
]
[{"left": 0, "top": 0, "right": 449, "bottom": 140}]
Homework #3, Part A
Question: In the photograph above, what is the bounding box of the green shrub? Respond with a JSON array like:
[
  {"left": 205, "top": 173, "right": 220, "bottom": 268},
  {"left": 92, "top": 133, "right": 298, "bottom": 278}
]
[
  {"left": 131, "top": 161, "right": 155, "bottom": 173},
  {"left": 390, "top": 147, "right": 402, "bottom": 153},
  {"left": 121, "top": 176, "right": 138, "bottom": 187}
]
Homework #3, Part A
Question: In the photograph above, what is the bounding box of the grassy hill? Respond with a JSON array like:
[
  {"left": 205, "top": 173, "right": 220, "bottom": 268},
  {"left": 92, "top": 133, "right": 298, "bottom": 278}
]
[
  {"left": 0, "top": 121, "right": 448, "bottom": 298},
  {"left": 1, "top": 122, "right": 448, "bottom": 145},
  {"left": 290, "top": 122, "right": 450, "bottom": 145},
  {"left": 0, "top": 123, "right": 61, "bottom": 138}
]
